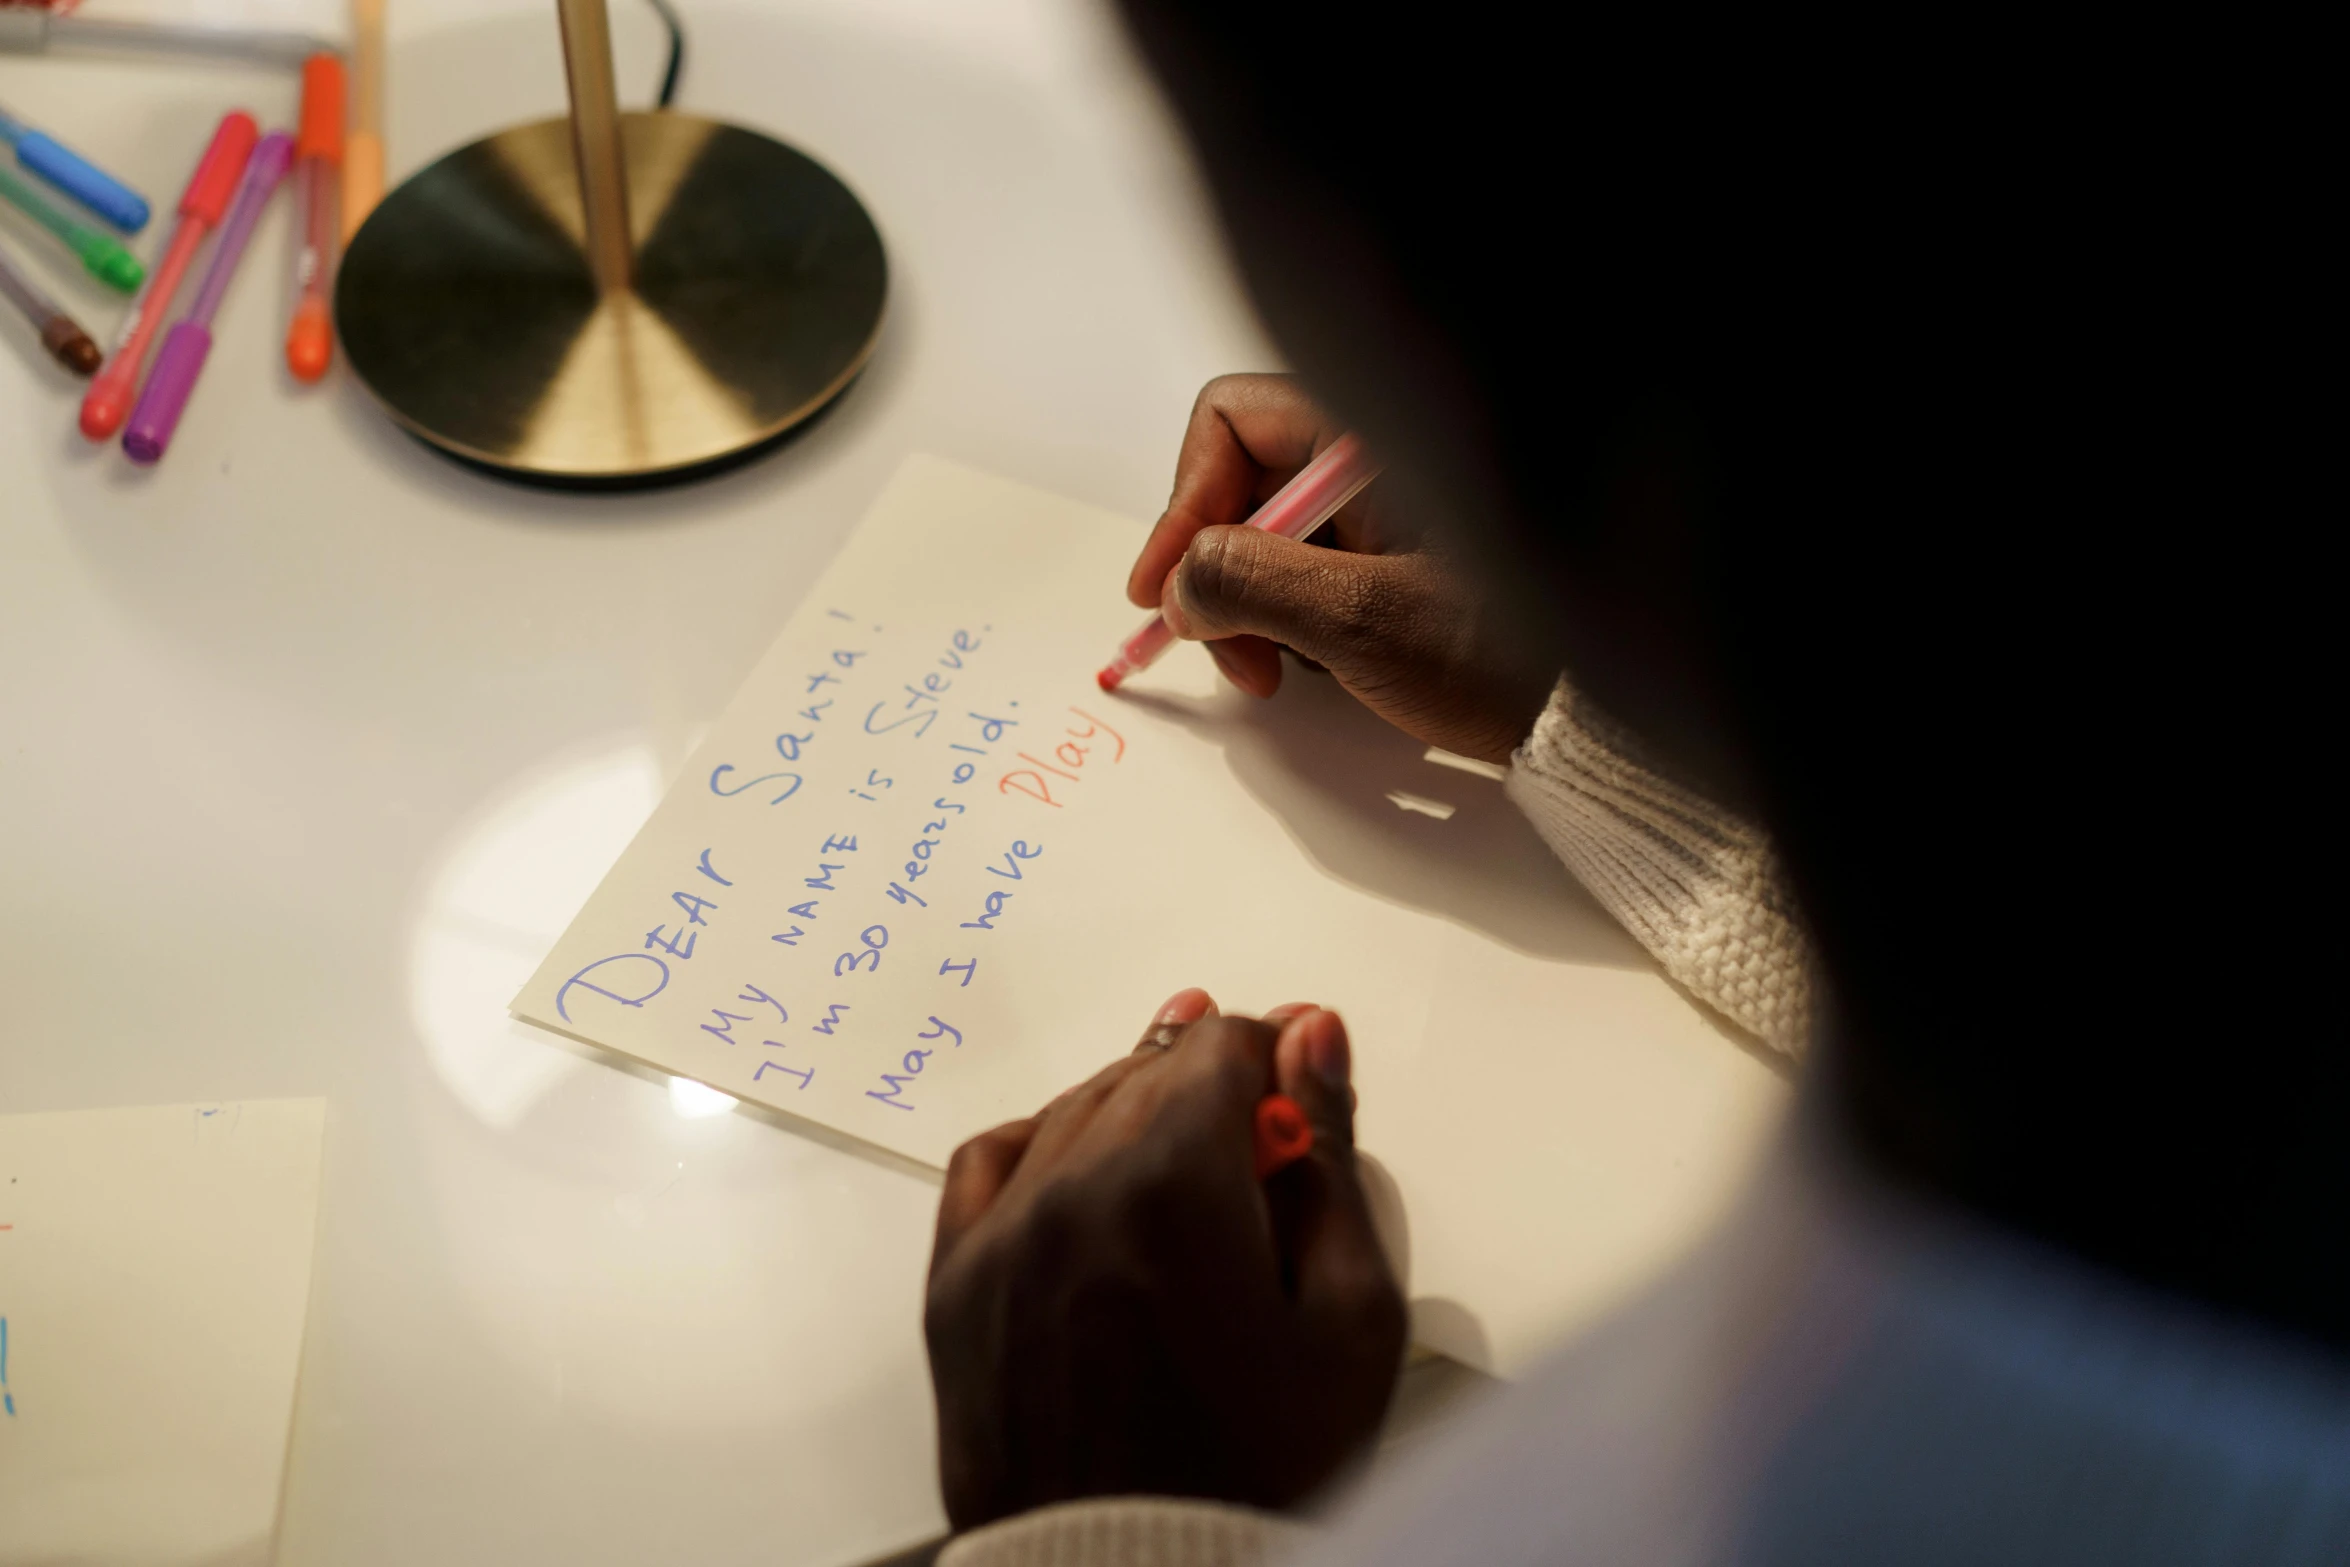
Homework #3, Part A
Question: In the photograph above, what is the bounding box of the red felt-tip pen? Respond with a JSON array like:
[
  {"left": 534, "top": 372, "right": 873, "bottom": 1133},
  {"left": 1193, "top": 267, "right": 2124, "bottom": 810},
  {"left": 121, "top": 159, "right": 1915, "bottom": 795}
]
[
  {"left": 1097, "top": 433, "right": 1381, "bottom": 692},
  {"left": 1254, "top": 1093, "right": 1314, "bottom": 1179},
  {"left": 79, "top": 111, "right": 256, "bottom": 440}
]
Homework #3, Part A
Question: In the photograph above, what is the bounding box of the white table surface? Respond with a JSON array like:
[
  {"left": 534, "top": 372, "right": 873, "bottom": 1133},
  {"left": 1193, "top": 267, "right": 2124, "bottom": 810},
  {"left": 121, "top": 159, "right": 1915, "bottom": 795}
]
[
  {"left": 4, "top": 2, "right": 1806, "bottom": 1559},
  {"left": 2, "top": 3, "right": 1278, "bottom": 1561}
]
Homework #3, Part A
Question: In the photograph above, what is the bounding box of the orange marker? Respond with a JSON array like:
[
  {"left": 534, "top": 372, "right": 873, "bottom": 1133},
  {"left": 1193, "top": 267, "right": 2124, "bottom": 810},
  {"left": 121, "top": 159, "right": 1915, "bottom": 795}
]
[
  {"left": 1253, "top": 1094, "right": 1314, "bottom": 1179},
  {"left": 341, "top": 0, "right": 384, "bottom": 244},
  {"left": 286, "top": 53, "right": 344, "bottom": 382}
]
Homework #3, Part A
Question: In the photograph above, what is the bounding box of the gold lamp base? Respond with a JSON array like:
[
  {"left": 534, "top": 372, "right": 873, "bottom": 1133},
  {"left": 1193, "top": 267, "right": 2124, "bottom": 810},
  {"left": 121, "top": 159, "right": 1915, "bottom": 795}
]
[{"left": 336, "top": 112, "right": 886, "bottom": 485}]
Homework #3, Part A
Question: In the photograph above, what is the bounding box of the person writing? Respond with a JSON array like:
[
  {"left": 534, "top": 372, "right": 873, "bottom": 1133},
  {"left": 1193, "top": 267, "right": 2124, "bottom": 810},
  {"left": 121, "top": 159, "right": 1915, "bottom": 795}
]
[
  {"left": 1120, "top": 372, "right": 1816, "bottom": 1058},
  {"left": 911, "top": 3, "right": 2349, "bottom": 1562},
  {"left": 922, "top": 368, "right": 1819, "bottom": 1539}
]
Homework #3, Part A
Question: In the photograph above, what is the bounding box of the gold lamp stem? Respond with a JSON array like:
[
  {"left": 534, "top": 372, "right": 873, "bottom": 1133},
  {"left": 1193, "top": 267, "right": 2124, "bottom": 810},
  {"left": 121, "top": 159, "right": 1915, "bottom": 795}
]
[{"left": 556, "top": 0, "right": 633, "bottom": 295}]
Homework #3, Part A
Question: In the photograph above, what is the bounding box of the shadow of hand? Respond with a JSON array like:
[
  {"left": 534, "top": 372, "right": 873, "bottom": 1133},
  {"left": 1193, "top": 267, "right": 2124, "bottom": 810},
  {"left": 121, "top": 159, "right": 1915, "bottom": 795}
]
[{"left": 1119, "top": 666, "right": 1647, "bottom": 969}]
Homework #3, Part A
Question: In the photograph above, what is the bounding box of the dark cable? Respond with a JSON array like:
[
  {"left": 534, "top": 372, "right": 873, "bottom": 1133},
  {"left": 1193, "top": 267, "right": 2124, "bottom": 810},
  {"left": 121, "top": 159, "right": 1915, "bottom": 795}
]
[{"left": 646, "top": 0, "right": 684, "bottom": 108}]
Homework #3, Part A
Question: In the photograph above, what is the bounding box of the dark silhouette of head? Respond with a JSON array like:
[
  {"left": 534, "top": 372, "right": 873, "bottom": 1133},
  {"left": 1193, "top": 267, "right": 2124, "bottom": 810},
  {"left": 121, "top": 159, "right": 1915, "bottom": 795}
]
[{"left": 1119, "top": 1, "right": 2343, "bottom": 1347}]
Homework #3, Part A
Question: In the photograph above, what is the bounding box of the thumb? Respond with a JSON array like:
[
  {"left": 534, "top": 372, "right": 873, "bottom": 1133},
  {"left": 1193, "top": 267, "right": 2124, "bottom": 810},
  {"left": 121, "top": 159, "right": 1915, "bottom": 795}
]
[
  {"left": 1271, "top": 1010, "right": 1405, "bottom": 1342},
  {"left": 1163, "top": 527, "right": 1403, "bottom": 675}
]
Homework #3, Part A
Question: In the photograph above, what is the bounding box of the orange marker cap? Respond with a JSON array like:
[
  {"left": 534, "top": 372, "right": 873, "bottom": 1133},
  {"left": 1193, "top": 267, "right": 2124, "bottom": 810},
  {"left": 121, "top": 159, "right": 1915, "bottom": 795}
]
[
  {"left": 183, "top": 111, "right": 261, "bottom": 224},
  {"left": 1253, "top": 1094, "right": 1314, "bottom": 1180},
  {"left": 297, "top": 54, "right": 347, "bottom": 165},
  {"left": 286, "top": 298, "right": 333, "bottom": 382}
]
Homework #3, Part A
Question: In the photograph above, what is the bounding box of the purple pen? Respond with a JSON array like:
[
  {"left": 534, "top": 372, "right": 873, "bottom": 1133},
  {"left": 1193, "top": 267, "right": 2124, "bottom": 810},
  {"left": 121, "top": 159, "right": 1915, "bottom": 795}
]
[{"left": 123, "top": 131, "right": 294, "bottom": 465}]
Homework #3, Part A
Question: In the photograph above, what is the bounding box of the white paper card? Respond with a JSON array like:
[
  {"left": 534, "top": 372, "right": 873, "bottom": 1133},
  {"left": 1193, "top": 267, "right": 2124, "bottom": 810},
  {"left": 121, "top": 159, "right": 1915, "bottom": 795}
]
[
  {"left": 513, "top": 457, "right": 1786, "bottom": 1370},
  {"left": 63, "top": 1, "right": 347, "bottom": 33},
  {"left": 0, "top": 1099, "right": 326, "bottom": 1566}
]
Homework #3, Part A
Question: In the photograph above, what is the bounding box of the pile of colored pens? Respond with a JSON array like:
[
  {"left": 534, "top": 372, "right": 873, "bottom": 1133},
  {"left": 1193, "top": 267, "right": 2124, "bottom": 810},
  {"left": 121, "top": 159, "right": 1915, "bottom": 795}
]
[{"left": 0, "top": 2, "right": 383, "bottom": 466}]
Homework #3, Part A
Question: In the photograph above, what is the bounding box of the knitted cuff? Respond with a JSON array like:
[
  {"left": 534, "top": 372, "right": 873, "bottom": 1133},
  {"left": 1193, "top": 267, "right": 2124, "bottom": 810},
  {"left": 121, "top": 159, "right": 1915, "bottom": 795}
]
[
  {"left": 938, "top": 1497, "right": 1308, "bottom": 1567},
  {"left": 1504, "top": 676, "right": 1816, "bottom": 1056}
]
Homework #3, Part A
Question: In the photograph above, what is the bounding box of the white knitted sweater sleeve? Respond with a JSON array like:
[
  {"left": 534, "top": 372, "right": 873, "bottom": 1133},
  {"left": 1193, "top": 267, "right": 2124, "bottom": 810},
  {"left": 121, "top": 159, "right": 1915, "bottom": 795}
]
[
  {"left": 936, "top": 1497, "right": 1307, "bottom": 1567},
  {"left": 1503, "top": 676, "right": 1816, "bottom": 1056}
]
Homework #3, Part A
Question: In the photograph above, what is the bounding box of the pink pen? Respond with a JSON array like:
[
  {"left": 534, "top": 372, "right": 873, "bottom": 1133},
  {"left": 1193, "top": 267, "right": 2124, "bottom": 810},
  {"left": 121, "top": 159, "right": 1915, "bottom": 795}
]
[
  {"left": 79, "top": 112, "right": 258, "bottom": 441},
  {"left": 1096, "top": 433, "right": 1382, "bottom": 691},
  {"left": 123, "top": 132, "right": 293, "bottom": 465}
]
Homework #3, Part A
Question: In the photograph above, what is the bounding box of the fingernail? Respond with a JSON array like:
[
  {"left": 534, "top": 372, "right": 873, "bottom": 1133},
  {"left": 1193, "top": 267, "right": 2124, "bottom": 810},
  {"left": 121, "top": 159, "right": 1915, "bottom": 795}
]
[
  {"left": 1261, "top": 1001, "right": 1318, "bottom": 1026},
  {"left": 1205, "top": 640, "right": 1244, "bottom": 684},
  {"left": 1302, "top": 1008, "right": 1350, "bottom": 1091},
  {"left": 1141, "top": 987, "right": 1215, "bottom": 1051},
  {"left": 1156, "top": 987, "right": 1214, "bottom": 1027}
]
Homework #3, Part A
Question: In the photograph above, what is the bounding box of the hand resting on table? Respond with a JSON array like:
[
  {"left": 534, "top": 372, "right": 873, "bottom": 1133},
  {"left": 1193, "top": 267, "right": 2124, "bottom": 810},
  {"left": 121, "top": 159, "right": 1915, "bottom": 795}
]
[{"left": 924, "top": 988, "right": 1407, "bottom": 1529}]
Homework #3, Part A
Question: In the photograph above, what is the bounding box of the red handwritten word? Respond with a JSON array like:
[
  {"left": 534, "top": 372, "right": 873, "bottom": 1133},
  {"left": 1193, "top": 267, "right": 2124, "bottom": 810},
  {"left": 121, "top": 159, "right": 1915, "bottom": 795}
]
[{"left": 1000, "top": 707, "right": 1126, "bottom": 808}]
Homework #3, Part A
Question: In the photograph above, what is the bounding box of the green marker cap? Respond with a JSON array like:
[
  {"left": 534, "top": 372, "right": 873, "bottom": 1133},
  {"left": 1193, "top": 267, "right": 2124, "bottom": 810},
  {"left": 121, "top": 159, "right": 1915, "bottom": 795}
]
[
  {"left": 3, "top": 163, "right": 143, "bottom": 290},
  {"left": 83, "top": 234, "right": 144, "bottom": 292}
]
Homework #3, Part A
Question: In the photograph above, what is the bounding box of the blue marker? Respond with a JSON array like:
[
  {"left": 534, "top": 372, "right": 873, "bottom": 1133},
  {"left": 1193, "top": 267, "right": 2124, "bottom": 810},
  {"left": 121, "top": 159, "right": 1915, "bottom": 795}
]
[
  {"left": 0, "top": 100, "right": 151, "bottom": 232},
  {"left": 2, "top": 1314, "right": 14, "bottom": 1416}
]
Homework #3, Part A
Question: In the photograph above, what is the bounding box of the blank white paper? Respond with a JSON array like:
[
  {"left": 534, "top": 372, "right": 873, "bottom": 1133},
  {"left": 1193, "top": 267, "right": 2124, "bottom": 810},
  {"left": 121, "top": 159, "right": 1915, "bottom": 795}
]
[{"left": 0, "top": 1099, "right": 326, "bottom": 1567}]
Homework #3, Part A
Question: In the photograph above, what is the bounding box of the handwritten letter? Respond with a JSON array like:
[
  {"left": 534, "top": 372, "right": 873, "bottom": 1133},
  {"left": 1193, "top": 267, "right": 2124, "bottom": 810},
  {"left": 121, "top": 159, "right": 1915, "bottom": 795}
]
[{"left": 511, "top": 458, "right": 1436, "bottom": 1167}]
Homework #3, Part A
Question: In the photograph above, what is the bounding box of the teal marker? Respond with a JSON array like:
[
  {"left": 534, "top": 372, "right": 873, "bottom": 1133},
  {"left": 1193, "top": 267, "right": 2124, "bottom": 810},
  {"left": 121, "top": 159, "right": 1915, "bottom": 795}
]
[{"left": 0, "top": 164, "right": 142, "bottom": 291}]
